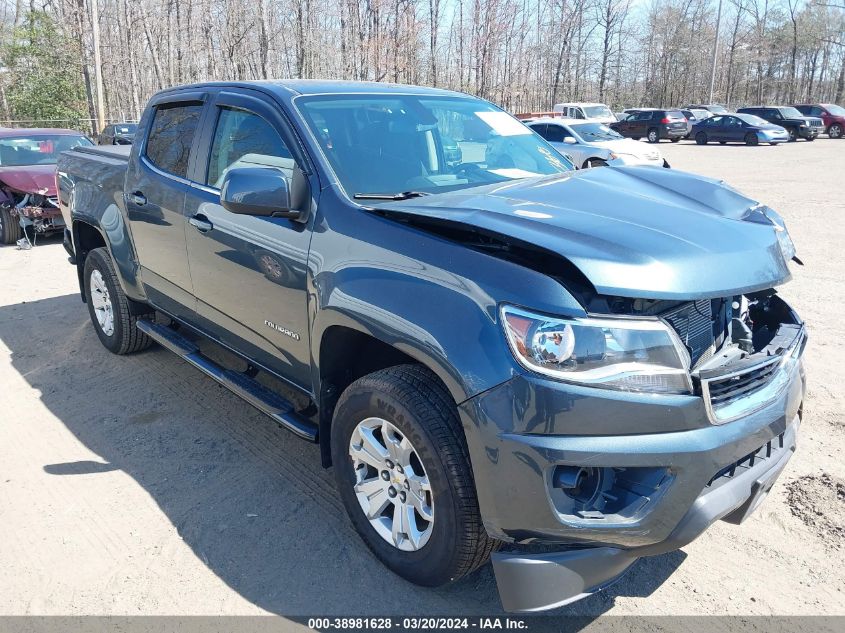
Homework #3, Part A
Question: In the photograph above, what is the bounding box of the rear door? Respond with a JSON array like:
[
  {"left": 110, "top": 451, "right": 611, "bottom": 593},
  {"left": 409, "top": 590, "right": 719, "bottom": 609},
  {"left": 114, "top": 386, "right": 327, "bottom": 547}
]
[
  {"left": 182, "top": 89, "right": 317, "bottom": 390},
  {"left": 124, "top": 91, "right": 207, "bottom": 319}
]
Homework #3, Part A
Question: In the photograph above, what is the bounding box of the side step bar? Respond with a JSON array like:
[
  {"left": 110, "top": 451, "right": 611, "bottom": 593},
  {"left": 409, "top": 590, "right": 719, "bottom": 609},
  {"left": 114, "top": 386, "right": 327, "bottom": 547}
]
[{"left": 136, "top": 319, "right": 318, "bottom": 442}]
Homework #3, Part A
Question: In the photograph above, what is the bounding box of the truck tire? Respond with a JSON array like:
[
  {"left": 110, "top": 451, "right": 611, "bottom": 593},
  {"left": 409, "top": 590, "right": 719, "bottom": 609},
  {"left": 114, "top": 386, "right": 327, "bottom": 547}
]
[
  {"left": 788, "top": 127, "right": 797, "bottom": 142},
  {"left": 83, "top": 247, "right": 153, "bottom": 354},
  {"left": 0, "top": 206, "right": 22, "bottom": 245},
  {"left": 331, "top": 364, "right": 497, "bottom": 587}
]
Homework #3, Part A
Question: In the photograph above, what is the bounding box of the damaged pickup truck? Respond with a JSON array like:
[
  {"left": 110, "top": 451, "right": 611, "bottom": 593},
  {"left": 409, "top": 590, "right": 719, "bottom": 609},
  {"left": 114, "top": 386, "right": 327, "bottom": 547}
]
[
  {"left": 0, "top": 128, "right": 93, "bottom": 245},
  {"left": 56, "top": 81, "right": 806, "bottom": 612}
]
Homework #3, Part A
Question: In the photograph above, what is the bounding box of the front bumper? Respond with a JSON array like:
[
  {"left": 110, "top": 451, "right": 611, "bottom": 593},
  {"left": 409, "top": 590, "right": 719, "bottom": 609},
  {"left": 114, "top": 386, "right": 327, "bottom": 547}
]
[
  {"left": 760, "top": 130, "right": 789, "bottom": 143},
  {"left": 460, "top": 330, "right": 805, "bottom": 611}
]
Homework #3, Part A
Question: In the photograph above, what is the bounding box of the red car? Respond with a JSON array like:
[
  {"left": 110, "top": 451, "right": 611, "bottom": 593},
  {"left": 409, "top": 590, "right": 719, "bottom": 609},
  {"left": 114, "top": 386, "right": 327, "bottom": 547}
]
[
  {"left": 0, "top": 128, "right": 93, "bottom": 245},
  {"left": 793, "top": 103, "right": 845, "bottom": 139}
]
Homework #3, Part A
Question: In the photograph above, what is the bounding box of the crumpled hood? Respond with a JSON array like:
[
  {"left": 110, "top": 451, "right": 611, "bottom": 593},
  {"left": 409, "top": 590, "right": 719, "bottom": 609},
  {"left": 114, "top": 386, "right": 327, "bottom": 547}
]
[
  {"left": 0, "top": 164, "right": 57, "bottom": 196},
  {"left": 376, "top": 167, "right": 792, "bottom": 300}
]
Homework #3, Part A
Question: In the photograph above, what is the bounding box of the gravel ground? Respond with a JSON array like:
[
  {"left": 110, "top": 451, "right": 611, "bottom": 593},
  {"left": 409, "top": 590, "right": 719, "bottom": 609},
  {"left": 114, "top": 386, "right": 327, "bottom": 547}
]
[{"left": 0, "top": 138, "right": 843, "bottom": 619}]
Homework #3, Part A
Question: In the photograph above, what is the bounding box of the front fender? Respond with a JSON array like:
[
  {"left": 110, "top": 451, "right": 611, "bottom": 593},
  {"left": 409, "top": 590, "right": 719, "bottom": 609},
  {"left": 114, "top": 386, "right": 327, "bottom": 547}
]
[{"left": 308, "top": 195, "right": 586, "bottom": 404}]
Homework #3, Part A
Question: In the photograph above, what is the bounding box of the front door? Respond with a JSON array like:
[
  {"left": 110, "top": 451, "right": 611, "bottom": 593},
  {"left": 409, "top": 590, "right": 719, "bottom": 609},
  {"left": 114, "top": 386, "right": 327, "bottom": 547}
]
[
  {"left": 183, "top": 90, "right": 316, "bottom": 391},
  {"left": 125, "top": 93, "right": 206, "bottom": 319}
]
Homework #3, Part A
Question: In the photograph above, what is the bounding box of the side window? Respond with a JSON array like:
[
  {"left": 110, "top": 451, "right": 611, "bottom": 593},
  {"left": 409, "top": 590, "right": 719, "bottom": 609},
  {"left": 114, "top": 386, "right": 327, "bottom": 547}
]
[
  {"left": 544, "top": 125, "right": 567, "bottom": 143},
  {"left": 811, "top": 106, "right": 824, "bottom": 117},
  {"left": 707, "top": 116, "right": 722, "bottom": 126},
  {"left": 528, "top": 124, "right": 547, "bottom": 138},
  {"left": 146, "top": 102, "right": 203, "bottom": 178},
  {"left": 206, "top": 107, "right": 294, "bottom": 188}
]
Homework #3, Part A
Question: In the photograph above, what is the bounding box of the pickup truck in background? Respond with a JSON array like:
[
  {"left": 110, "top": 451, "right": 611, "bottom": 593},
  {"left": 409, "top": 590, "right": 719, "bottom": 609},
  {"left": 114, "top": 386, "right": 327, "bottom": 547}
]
[{"left": 57, "top": 80, "right": 806, "bottom": 612}]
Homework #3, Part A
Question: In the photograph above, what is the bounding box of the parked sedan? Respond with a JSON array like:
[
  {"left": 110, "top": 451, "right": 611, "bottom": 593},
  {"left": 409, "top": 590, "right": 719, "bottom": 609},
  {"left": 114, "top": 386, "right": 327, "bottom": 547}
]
[
  {"left": 692, "top": 113, "right": 788, "bottom": 146},
  {"left": 527, "top": 118, "right": 667, "bottom": 168},
  {"left": 611, "top": 109, "right": 688, "bottom": 143}
]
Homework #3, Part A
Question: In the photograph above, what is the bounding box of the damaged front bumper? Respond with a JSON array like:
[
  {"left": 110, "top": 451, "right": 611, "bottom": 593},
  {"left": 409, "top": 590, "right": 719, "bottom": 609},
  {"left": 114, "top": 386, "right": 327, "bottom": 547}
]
[
  {"left": 459, "top": 306, "right": 806, "bottom": 612},
  {"left": 7, "top": 193, "right": 65, "bottom": 235}
]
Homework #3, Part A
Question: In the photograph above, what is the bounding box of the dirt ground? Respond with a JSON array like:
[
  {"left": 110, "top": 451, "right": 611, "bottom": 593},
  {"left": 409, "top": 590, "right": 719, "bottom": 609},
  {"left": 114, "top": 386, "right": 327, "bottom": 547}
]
[{"left": 0, "top": 138, "right": 843, "bottom": 619}]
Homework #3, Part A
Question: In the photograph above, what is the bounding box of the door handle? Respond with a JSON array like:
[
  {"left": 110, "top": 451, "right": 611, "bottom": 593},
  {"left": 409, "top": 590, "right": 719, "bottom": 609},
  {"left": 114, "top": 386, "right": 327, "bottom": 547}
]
[
  {"left": 129, "top": 191, "right": 146, "bottom": 206},
  {"left": 189, "top": 214, "right": 213, "bottom": 232}
]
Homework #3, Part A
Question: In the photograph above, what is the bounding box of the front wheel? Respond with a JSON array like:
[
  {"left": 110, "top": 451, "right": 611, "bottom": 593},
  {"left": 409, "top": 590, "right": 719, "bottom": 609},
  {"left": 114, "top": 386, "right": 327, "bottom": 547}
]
[
  {"left": 647, "top": 128, "right": 659, "bottom": 143},
  {"left": 788, "top": 128, "right": 797, "bottom": 142},
  {"left": 829, "top": 124, "right": 843, "bottom": 139},
  {"left": 670, "top": 137, "right": 680, "bottom": 143},
  {"left": 745, "top": 132, "right": 759, "bottom": 146},
  {"left": 331, "top": 365, "right": 497, "bottom": 587},
  {"left": 0, "top": 206, "right": 23, "bottom": 245},
  {"left": 83, "top": 247, "right": 154, "bottom": 354},
  {"left": 695, "top": 132, "right": 708, "bottom": 145}
]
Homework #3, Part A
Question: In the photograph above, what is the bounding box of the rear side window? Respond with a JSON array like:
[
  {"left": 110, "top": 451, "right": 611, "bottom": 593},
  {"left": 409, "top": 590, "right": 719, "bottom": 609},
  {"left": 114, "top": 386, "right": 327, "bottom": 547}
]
[
  {"left": 543, "top": 125, "right": 567, "bottom": 142},
  {"left": 145, "top": 102, "right": 203, "bottom": 178},
  {"left": 206, "top": 107, "right": 294, "bottom": 188}
]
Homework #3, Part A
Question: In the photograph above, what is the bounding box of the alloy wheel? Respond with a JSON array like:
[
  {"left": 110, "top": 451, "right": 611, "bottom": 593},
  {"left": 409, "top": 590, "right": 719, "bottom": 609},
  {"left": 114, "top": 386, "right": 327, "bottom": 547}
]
[
  {"left": 831, "top": 124, "right": 843, "bottom": 139},
  {"left": 348, "top": 417, "right": 434, "bottom": 552},
  {"left": 89, "top": 269, "right": 115, "bottom": 336}
]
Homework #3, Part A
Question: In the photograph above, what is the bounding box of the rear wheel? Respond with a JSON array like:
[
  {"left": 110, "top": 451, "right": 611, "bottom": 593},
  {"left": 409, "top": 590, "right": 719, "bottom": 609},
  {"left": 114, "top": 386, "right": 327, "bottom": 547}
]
[
  {"left": 83, "top": 247, "right": 154, "bottom": 354},
  {"left": 745, "top": 132, "right": 759, "bottom": 146},
  {"left": 695, "top": 132, "right": 708, "bottom": 145},
  {"left": 829, "top": 124, "right": 843, "bottom": 139},
  {"left": 0, "top": 206, "right": 22, "bottom": 245},
  {"left": 331, "top": 365, "right": 497, "bottom": 587},
  {"left": 647, "top": 128, "right": 659, "bottom": 143}
]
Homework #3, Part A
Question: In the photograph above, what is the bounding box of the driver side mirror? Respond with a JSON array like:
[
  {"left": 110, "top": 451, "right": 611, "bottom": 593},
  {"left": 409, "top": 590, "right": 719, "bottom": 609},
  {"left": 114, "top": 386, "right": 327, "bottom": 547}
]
[
  {"left": 563, "top": 136, "right": 577, "bottom": 144},
  {"left": 220, "top": 166, "right": 309, "bottom": 221}
]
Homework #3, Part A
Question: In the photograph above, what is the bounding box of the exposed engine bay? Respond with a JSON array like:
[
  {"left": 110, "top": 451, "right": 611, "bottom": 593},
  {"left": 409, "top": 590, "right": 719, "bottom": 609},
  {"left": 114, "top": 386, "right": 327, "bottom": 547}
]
[{"left": 0, "top": 187, "right": 64, "bottom": 247}]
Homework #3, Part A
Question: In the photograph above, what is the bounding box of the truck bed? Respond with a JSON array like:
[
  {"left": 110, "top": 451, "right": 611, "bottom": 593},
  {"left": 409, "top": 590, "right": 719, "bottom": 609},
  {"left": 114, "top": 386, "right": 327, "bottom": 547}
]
[{"left": 57, "top": 144, "right": 131, "bottom": 230}]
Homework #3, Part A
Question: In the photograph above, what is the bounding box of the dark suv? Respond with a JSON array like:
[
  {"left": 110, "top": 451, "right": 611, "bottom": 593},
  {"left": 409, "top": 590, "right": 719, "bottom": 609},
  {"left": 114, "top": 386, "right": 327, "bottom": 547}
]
[
  {"left": 737, "top": 106, "right": 822, "bottom": 141},
  {"left": 793, "top": 104, "right": 845, "bottom": 139},
  {"left": 611, "top": 108, "right": 688, "bottom": 143}
]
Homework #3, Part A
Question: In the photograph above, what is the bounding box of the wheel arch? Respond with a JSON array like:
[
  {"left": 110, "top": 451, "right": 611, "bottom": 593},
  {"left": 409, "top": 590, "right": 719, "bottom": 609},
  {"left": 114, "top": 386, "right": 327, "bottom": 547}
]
[{"left": 313, "top": 318, "right": 464, "bottom": 468}]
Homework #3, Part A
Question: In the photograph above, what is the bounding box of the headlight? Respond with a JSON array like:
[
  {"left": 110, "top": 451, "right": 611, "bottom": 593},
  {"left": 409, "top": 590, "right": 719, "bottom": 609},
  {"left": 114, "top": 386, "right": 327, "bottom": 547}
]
[{"left": 501, "top": 306, "right": 692, "bottom": 394}]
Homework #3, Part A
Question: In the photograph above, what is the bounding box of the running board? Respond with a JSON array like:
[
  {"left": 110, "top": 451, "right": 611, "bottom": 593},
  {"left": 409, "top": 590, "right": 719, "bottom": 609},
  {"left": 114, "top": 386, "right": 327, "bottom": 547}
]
[{"left": 136, "top": 319, "right": 318, "bottom": 442}]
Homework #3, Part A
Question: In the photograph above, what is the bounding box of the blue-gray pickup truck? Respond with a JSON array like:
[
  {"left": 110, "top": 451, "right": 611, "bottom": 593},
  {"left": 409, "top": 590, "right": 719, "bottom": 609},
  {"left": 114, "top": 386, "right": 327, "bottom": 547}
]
[{"left": 56, "top": 80, "right": 806, "bottom": 612}]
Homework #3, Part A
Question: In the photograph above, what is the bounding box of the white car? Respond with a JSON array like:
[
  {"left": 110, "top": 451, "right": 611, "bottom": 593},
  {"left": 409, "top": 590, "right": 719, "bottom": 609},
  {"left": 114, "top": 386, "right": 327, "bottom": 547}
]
[
  {"left": 552, "top": 102, "right": 617, "bottom": 124},
  {"left": 526, "top": 118, "right": 667, "bottom": 169}
]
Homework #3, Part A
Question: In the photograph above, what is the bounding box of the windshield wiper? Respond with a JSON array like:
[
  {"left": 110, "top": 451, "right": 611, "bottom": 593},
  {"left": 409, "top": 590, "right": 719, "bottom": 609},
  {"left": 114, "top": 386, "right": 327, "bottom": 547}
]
[{"left": 353, "top": 191, "right": 431, "bottom": 201}]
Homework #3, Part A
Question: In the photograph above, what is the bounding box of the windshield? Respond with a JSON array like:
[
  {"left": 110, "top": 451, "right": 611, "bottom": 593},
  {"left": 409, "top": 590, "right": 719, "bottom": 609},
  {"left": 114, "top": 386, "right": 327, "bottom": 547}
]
[
  {"left": 708, "top": 105, "right": 728, "bottom": 114},
  {"left": 736, "top": 114, "right": 769, "bottom": 126},
  {"left": 115, "top": 124, "right": 137, "bottom": 134},
  {"left": 824, "top": 104, "right": 845, "bottom": 116},
  {"left": 778, "top": 107, "right": 804, "bottom": 119},
  {"left": 0, "top": 134, "right": 92, "bottom": 167},
  {"left": 296, "top": 95, "right": 573, "bottom": 197},
  {"left": 570, "top": 122, "right": 622, "bottom": 141},
  {"left": 583, "top": 105, "right": 614, "bottom": 119}
]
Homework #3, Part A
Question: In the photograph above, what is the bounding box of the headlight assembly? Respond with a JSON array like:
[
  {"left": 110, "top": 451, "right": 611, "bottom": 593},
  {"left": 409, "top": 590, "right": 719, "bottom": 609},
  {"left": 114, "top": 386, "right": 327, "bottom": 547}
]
[{"left": 501, "top": 306, "right": 693, "bottom": 394}]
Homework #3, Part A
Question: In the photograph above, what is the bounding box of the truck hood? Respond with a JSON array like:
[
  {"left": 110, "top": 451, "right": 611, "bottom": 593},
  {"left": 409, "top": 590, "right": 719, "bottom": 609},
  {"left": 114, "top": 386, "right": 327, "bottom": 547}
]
[
  {"left": 376, "top": 167, "right": 792, "bottom": 300},
  {"left": 0, "top": 164, "right": 57, "bottom": 196}
]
